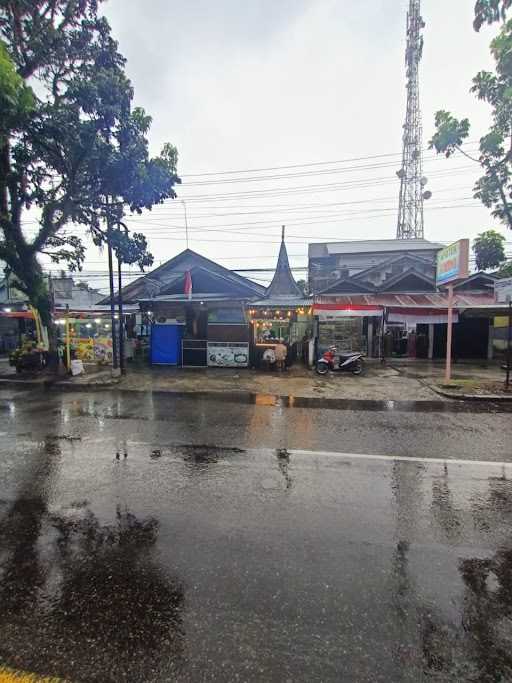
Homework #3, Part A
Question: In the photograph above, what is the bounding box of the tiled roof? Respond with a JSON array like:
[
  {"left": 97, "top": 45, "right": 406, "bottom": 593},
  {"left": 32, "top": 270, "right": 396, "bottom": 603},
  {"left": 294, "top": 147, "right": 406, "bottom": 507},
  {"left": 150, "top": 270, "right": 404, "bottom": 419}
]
[{"left": 309, "top": 239, "right": 444, "bottom": 258}]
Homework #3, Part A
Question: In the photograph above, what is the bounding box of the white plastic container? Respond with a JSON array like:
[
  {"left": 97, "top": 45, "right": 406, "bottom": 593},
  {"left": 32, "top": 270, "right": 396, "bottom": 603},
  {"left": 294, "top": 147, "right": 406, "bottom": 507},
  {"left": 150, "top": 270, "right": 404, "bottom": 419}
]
[{"left": 70, "top": 359, "right": 85, "bottom": 376}]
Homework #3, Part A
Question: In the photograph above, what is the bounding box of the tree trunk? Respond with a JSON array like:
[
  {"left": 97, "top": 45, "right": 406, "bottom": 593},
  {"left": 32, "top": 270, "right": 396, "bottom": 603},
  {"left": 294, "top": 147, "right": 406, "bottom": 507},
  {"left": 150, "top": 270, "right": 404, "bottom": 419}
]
[{"left": 13, "top": 252, "right": 55, "bottom": 351}]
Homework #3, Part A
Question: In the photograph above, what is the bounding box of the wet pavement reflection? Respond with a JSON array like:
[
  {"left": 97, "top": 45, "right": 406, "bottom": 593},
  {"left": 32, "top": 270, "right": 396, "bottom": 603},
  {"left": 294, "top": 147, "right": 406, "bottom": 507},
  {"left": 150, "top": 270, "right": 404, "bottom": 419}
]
[{"left": 0, "top": 389, "right": 512, "bottom": 681}]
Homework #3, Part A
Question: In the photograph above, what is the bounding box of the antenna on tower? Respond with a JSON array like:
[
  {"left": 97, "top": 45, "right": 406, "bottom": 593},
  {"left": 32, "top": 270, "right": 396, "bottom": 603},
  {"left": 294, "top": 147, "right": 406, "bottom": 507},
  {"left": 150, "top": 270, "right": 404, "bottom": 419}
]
[{"left": 396, "top": 0, "right": 430, "bottom": 240}]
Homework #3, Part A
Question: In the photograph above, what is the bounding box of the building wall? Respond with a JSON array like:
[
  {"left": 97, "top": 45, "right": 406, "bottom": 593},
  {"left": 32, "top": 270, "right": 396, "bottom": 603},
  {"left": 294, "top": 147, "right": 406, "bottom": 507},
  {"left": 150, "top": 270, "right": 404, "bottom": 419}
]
[
  {"left": 309, "top": 248, "right": 439, "bottom": 293},
  {"left": 208, "top": 324, "right": 249, "bottom": 343}
]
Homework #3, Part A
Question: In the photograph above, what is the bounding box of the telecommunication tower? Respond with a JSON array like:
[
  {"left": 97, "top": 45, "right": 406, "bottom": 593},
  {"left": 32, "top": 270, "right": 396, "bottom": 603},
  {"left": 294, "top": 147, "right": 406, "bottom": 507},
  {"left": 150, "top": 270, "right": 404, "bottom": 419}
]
[{"left": 396, "top": 0, "right": 431, "bottom": 240}]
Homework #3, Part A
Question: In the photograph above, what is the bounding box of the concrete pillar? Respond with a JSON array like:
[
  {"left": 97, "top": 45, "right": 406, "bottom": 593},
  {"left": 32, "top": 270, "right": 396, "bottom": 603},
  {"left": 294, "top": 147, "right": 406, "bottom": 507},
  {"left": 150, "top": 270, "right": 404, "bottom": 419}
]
[
  {"left": 488, "top": 323, "right": 494, "bottom": 361},
  {"left": 428, "top": 323, "right": 434, "bottom": 360},
  {"left": 367, "top": 319, "right": 373, "bottom": 358}
]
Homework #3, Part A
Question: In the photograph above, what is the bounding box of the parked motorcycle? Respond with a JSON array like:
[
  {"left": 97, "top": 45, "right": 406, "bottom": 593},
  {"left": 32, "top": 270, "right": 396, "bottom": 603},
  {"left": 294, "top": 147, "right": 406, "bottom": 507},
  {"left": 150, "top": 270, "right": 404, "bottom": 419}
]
[{"left": 316, "top": 346, "right": 364, "bottom": 376}]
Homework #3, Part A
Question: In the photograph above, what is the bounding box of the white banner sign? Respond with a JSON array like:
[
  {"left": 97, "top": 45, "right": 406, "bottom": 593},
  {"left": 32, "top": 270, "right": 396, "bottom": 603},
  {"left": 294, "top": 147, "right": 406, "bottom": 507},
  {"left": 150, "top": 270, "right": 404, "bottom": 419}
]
[
  {"left": 388, "top": 312, "right": 459, "bottom": 325},
  {"left": 316, "top": 308, "right": 381, "bottom": 320},
  {"left": 495, "top": 277, "right": 512, "bottom": 303}
]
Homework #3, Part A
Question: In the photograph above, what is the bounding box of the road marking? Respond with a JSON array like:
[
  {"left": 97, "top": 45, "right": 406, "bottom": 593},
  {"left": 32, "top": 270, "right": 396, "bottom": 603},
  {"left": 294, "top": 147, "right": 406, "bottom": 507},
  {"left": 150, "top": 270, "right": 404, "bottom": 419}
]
[
  {"left": 289, "top": 448, "right": 512, "bottom": 469},
  {"left": 0, "top": 666, "right": 64, "bottom": 682}
]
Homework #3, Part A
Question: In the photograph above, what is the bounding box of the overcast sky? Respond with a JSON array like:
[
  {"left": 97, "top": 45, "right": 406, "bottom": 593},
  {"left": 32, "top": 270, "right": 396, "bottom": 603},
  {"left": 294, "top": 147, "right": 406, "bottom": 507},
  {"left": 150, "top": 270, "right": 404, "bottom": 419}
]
[{"left": 52, "top": 0, "right": 511, "bottom": 290}]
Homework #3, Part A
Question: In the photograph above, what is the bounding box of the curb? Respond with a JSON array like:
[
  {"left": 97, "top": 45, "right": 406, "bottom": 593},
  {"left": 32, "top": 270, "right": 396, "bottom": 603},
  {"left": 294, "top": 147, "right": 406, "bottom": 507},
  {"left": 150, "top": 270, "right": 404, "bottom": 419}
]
[
  {"left": 0, "top": 374, "right": 119, "bottom": 391},
  {"left": 53, "top": 378, "right": 121, "bottom": 391},
  {"left": 428, "top": 385, "right": 512, "bottom": 401},
  {"left": 0, "top": 377, "right": 54, "bottom": 389}
]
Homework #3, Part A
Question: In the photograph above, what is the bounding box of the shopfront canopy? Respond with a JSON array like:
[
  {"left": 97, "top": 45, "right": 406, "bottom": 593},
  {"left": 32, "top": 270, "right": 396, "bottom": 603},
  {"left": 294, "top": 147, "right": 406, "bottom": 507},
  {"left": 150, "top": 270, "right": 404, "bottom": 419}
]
[{"left": 314, "top": 292, "right": 504, "bottom": 323}]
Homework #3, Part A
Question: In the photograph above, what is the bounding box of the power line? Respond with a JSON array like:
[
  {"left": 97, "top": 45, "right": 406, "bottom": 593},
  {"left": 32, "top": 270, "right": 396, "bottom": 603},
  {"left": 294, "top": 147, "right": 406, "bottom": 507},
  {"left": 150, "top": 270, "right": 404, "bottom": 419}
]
[
  {"left": 173, "top": 165, "right": 477, "bottom": 202},
  {"left": 179, "top": 142, "right": 480, "bottom": 178}
]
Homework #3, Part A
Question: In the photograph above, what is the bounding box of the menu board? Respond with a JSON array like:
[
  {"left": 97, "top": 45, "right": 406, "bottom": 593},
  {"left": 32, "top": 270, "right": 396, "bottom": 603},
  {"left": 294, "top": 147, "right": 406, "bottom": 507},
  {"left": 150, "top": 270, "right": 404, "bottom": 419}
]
[{"left": 207, "top": 342, "right": 249, "bottom": 368}]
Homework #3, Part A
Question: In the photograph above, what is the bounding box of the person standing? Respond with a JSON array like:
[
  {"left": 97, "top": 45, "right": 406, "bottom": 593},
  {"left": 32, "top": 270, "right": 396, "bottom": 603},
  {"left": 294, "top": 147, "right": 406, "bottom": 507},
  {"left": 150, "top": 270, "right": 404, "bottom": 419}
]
[{"left": 275, "top": 338, "right": 287, "bottom": 371}]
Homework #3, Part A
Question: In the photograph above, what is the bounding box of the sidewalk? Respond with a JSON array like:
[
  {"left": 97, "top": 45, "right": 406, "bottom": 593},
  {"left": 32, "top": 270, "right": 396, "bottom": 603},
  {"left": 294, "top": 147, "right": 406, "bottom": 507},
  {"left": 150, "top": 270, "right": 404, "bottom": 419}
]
[
  {"left": 389, "top": 359, "right": 512, "bottom": 400},
  {"left": 56, "top": 362, "right": 441, "bottom": 401},
  {"left": 3, "top": 356, "right": 510, "bottom": 401}
]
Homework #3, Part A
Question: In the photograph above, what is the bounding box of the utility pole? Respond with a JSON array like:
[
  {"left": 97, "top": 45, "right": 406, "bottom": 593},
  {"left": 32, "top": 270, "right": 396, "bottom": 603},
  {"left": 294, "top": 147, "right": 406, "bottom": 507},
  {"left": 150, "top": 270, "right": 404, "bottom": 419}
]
[
  {"left": 182, "top": 200, "right": 189, "bottom": 249},
  {"left": 117, "top": 254, "right": 125, "bottom": 375},
  {"left": 106, "top": 211, "right": 119, "bottom": 376},
  {"left": 396, "top": 0, "right": 431, "bottom": 240}
]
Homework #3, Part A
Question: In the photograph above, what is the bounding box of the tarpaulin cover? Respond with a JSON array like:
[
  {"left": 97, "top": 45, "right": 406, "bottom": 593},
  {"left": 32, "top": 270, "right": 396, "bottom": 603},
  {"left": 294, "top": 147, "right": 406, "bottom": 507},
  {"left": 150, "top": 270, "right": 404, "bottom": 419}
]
[{"left": 150, "top": 323, "right": 183, "bottom": 365}]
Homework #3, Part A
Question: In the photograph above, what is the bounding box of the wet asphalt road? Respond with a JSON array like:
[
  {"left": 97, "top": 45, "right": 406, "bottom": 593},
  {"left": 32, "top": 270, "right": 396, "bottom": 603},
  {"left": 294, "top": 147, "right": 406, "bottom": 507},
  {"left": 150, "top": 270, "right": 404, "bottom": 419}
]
[{"left": 1, "top": 388, "right": 512, "bottom": 682}]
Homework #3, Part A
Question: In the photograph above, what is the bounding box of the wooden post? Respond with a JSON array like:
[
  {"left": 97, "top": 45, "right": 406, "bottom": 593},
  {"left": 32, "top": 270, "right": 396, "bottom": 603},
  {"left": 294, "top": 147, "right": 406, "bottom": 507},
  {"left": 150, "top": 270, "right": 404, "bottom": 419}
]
[
  {"left": 367, "top": 319, "right": 373, "bottom": 358},
  {"left": 487, "top": 322, "right": 494, "bottom": 361},
  {"left": 506, "top": 299, "right": 512, "bottom": 391},
  {"left": 444, "top": 284, "right": 454, "bottom": 383},
  {"left": 428, "top": 323, "right": 434, "bottom": 360},
  {"left": 118, "top": 254, "right": 125, "bottom": 375}
]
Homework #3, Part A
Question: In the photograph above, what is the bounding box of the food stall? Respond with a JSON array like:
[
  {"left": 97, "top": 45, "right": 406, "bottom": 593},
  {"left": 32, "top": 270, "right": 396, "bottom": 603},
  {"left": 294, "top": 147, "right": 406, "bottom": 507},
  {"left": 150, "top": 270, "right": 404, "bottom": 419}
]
[
  {"left": 54, "top": 306, "right": 139, "bottom": 369},
  {"left": 246, "top": 229, "right": 314, "bottom": 369},
  {"left": 248, "top": 304, "right": 313, "bottom": 368}
]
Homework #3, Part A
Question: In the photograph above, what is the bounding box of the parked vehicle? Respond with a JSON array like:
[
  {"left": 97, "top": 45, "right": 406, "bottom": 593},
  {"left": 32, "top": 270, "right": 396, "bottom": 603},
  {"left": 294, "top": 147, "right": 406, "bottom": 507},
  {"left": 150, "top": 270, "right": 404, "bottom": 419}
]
[
  {"left": 9, "top": 343, "right": 47, "bottom": 373},
  {"left": 316, "top": 346, "right": 364, "bottom": 376}
]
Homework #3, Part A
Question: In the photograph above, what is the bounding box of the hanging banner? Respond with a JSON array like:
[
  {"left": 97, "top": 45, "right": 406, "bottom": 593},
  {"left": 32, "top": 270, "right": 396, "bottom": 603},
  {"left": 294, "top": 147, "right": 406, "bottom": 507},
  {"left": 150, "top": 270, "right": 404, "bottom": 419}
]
[
  {"left": 314, "top": 304, "right": 382, "bottom": 320},
  {"left": 436, "top": 239, "right": 469, "bottom": 286},
  {"left": 388, "top": 311, "right": 459, "bottom": 325}
]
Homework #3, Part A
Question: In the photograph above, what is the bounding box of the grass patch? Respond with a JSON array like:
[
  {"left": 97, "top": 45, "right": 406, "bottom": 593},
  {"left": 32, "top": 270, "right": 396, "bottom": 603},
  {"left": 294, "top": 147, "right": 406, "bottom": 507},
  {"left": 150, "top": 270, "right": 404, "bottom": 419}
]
[{"left": 0, "top": 666, "right": 65, "bottom": 683}]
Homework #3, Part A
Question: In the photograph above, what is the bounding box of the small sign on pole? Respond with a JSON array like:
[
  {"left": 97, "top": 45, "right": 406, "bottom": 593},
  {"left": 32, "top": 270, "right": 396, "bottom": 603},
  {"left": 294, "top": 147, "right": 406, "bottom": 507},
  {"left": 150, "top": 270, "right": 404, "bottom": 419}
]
[
  {"left": 436, "top": 239, "right": 470, "bottom": 287},
  {"left": 436, "top": 240, "right": 470, "bottom": 383},
  {"left": 494, "top": 277, "right": 512, "bottom": 303}
]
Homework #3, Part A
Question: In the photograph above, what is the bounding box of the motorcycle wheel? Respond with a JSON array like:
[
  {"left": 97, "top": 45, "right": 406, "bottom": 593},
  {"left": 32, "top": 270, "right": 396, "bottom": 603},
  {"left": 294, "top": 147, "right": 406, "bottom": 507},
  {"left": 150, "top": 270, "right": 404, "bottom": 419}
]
[
  {"left": 316, "top": 362, "right": 329, "bottom": 375},
  {"left": 351, "top": 359, "right": 364, "bottom": 375}
]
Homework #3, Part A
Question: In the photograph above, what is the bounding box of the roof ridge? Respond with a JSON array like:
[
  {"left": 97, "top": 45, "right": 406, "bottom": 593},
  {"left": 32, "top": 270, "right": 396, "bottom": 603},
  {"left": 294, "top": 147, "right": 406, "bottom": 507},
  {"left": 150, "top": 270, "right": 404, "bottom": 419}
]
[{"left": 265, "top": 230, "right": 303, "bottom": 298}]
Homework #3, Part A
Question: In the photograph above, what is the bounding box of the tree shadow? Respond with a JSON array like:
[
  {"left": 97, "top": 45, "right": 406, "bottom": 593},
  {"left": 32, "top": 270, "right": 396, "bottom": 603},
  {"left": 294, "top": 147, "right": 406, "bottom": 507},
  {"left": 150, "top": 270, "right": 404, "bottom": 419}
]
[{"left": 0, "top": 502, "right": 186, "bottom": 682}]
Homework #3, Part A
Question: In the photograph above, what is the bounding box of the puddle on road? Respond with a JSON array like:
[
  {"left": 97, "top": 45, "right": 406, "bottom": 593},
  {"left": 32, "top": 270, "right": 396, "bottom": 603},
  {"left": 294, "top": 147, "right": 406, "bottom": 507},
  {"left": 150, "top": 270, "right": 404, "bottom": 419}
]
[
  {"left": 61, "top": 391, "right": 512, "bottom": 419},
  {"left": 150, "top": 444, "right": 246, "bottom": 465}
]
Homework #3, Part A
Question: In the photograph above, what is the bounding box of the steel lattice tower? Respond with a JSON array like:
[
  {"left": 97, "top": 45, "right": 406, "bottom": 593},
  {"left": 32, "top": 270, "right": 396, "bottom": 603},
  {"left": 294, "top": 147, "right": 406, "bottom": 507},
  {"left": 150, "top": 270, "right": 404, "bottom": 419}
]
[{"left": 396, "top": 0, "right": 426, "bottom": 240}]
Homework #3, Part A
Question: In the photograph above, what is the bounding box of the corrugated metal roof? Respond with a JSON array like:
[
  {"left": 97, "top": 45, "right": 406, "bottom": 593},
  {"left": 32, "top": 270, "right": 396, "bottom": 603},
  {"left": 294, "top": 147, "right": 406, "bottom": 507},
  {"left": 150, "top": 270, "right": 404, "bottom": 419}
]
[
  {"left": 314, "top": 293, "right": 497, "bottom": 309},
  {"left": 309, "top": 239, "right": 443, "bottom": 257}
]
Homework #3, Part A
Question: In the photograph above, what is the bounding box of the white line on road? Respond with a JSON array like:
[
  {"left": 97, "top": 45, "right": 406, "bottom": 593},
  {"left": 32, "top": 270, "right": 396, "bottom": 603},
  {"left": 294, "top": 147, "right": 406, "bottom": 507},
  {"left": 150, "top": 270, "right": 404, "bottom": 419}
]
[{"left": 289, "top": 449, "right": 512, "bottom": 469}]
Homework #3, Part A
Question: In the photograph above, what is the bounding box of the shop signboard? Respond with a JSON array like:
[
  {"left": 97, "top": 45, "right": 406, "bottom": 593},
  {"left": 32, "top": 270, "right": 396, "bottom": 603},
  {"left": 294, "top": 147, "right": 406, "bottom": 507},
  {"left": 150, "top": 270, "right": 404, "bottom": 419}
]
[
  {"left": 495, "top": 276, "right": 512, "bottom": 303},
  {"left": 94, "top": 337, "right": 113, "bottom": 364},
  {"left": 436, "top": 239, "right": 469, "bottom": 286},
  {"left": 207, "top": 342, "right": 249, "bottom": 367},
  {"left": 75, "top": 337, "right": 94, "bottom": 361}
]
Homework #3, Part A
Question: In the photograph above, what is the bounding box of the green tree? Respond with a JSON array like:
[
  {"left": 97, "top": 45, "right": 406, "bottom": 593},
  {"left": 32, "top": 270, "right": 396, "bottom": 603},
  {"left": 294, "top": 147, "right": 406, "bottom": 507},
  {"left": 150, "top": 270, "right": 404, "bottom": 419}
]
[
  {"left": 473, "top": 229, "right": 506, "bottom": 270},
  {"left": 497, "top": 260, "right": 512, "bottom": 277},
  {"left": 429, "top": 13, "right": 512, "bottom": 233},
  {"left": 474, "top": 0, "right": 512, "bottom": 30},
  {"left": 0, "top": 1, "right": 179, "bottom": 330}
]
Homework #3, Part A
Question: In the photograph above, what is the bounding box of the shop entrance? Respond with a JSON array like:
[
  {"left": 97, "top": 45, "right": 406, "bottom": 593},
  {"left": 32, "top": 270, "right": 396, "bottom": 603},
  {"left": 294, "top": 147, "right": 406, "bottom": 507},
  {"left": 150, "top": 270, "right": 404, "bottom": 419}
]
[
  {"left": 182, "top": 306, "right": 208, "bottom": 367},
  {"left": 433, "top": 318, "right": 489, "bottom": 359},
  {"left": 318, "top": 318, "right": 364, "bottom": 354}
]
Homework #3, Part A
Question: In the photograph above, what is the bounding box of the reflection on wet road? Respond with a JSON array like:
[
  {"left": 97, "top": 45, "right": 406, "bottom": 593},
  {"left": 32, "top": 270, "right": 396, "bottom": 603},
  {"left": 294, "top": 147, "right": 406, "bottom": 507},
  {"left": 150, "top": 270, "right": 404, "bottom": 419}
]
[{"left": 0, "top": 389, "right": 512, "bottom": 681}]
